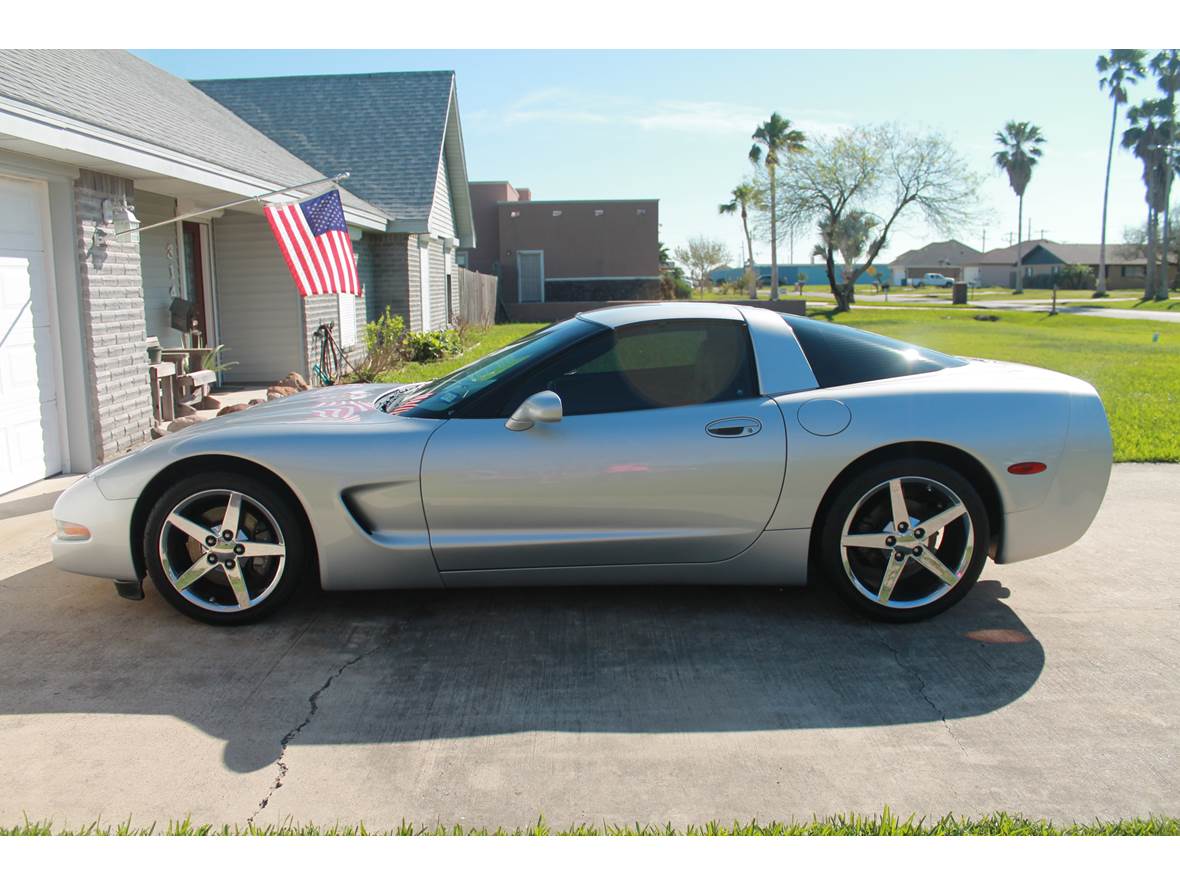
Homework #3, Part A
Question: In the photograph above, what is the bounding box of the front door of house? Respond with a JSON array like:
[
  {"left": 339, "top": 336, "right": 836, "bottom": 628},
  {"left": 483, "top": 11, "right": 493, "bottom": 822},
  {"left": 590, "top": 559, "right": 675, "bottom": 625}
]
[{"left": 517, "top": 250, "right": 544, "bottom": 302}]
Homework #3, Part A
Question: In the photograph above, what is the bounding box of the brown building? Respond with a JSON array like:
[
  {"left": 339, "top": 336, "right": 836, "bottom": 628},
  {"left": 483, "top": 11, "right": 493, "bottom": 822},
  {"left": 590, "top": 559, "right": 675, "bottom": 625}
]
[
  {"left": 467, "top": 181, "right": 660, "bottom": 303},
  {"left": 889, "top": 239, "right": 984, "bottom": 283}
]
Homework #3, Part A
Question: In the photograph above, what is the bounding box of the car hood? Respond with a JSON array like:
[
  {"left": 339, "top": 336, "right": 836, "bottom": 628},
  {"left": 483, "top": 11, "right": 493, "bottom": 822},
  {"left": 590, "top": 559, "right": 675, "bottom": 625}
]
[{"left": 173, "top": 383, "right": 411, "bottom": 435}]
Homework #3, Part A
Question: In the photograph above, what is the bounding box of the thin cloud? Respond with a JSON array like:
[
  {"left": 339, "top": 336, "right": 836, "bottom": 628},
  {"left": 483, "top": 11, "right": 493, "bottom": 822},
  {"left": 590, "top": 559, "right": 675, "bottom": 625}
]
[{"left": 481, "top": 90, "right": 847, "bottom": 137}]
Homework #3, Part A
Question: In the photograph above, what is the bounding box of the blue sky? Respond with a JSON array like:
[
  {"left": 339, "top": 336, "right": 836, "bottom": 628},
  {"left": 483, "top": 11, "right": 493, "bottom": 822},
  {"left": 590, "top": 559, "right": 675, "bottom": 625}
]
[{"left": 137, "top": 49, "right": 1161, "bottom": 264}]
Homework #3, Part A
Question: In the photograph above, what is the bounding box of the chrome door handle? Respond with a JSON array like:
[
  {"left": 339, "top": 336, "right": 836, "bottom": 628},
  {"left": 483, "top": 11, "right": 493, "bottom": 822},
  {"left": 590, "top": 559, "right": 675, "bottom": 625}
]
[{"left": 705, "top": 417, "right": 762, "bottom": 438}]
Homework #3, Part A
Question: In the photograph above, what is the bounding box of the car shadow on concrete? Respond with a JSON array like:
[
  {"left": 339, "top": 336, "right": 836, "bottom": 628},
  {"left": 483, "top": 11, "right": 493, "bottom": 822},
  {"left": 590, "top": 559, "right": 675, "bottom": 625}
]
[{"left": 0, "top": 564, "right": 1044, "bottom": 773}]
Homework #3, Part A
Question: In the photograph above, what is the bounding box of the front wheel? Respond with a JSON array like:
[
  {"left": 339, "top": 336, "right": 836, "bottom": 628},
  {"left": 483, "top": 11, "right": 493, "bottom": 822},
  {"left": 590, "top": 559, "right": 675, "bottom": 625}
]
[
  {"left": 819, "top": 459, "right": 990, "bottom": 622},
  {"left": 143, "top": 471, "right": 307, "bottom": 625}
]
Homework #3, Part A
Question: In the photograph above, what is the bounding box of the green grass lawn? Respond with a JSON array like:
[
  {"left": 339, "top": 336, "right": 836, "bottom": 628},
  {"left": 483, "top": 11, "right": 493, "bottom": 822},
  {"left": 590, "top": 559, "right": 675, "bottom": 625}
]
[
  {"left": 5, "top": 811, "right": 1179, "bottom": 835},
  {"left": 806, "top": 308, "right": 1177, "bottom": 462},
  {"left": 375, "top": 323, "right": 545, "bottom": 384}
]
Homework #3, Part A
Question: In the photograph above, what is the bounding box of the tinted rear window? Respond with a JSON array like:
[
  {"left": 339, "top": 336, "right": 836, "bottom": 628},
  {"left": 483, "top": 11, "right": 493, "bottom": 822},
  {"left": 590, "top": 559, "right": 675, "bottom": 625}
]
[{"left": 784, "top": 316, "right": 965, "bottom": 388}]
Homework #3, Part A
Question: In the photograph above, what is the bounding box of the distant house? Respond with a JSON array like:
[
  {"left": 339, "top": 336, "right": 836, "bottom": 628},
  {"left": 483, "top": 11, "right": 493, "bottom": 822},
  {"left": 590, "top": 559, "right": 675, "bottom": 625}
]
[
  {"left": 467, "top": 181, "right": 659, "bottom": 303},
  {"left": 888, "top": 239, "right": 983, "bottom": 284},
  {"left": 195, "top": 71, "right": 476, "bottom": 333},
  {"left": 963, "top": 240, "right": 1169, "bottom": 289}
]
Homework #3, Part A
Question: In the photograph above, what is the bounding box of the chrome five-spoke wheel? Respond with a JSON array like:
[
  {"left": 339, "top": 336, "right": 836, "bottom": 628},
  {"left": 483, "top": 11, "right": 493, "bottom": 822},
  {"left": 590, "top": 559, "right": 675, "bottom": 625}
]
[
  {"left": 145, "top": 471, "right": 306, "bottom": 624},
  {"left": 821, "top": 459, "right": 990, "bottom": 621},
  {"left": 159, "top": 489, "right": 287, "bottom": 612}
]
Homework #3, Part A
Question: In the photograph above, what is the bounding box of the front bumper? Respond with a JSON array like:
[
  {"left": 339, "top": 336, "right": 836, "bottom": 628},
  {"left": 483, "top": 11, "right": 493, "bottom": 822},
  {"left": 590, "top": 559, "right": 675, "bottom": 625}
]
[{"left": 50, "top": 475, "right": 139, "bottom": 582}]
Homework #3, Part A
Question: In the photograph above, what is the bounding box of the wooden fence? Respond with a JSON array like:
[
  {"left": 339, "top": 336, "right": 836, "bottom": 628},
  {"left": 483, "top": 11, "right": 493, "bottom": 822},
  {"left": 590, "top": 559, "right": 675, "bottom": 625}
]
[{"left": 453, "top": 267, "right": 498, "bottom": 327}]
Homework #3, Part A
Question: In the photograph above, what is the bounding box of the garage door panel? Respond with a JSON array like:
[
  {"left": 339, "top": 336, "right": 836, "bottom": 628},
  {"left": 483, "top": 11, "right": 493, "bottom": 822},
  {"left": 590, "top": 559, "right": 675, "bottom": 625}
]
[
  {"left": 0, "top": 178, "right": 44, "bottom": 252},
  {"left": 0, "top": 177, "right": 60, "bottom": 494}
]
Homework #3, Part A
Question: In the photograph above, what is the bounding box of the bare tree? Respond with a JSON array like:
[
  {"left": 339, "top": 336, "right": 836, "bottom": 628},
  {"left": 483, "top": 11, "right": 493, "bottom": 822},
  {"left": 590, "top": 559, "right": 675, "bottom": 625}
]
[
  {"left": 778, "top": 125, "right": 980, "bottom": 310},
  {"left": 673, "top": 237, "right": 731, "bottom": 293}
]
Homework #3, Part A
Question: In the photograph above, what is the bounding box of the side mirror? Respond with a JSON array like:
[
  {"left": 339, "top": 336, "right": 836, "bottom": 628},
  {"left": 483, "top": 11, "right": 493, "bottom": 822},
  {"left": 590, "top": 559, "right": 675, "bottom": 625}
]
[{"left": 506, "top": 391, "right": 563, "bottom": 432}]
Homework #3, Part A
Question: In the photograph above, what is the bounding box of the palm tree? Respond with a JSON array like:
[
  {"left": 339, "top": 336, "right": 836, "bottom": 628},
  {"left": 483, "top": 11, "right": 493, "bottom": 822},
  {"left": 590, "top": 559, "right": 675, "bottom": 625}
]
[
  {"left": 719, "top": 183, "right": 760, "bottom": 299},
  {"left": 1124, "top": 100, "right": 1173, "bottom": 299},
  {"left": 1151, "top": 50, "right": 1180, "bottom": 295},
  {"left": 993, "top": 121, "right": 1046, "bottom": 293},
  {"left": 749, "top": 113, "right": 806, "bottom": 300},
  {"left": 1096, "top": 50, "right": 1147, "bottom": 296}
]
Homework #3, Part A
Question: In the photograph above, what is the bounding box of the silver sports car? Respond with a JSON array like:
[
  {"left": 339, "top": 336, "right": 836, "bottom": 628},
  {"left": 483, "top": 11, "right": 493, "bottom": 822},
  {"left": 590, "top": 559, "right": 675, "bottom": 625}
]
[{"left": 51, "top": 303, "right": 1112, "bottom": 625}]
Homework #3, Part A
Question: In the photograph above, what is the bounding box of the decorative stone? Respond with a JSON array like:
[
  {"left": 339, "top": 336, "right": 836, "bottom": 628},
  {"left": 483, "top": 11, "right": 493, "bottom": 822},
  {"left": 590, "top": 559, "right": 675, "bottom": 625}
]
[
  {"left": 150, "top": 424, "right": 167, "bottom": 440},
  {"left": 174, "top": 403, "right": 198, "bottom": 417},
  {"left": 248, "top": 398, "right": 265, "bottom": 406},
  {"left": 283, "top": 371, "right": 310, "bottom": 391},
  {"left": 267, "top": 385, "right": 298, "bottom": 400},
  {"left": 217, "top": 403, "right": 251, "bottom": 416},
  {"left": 198, "top": 395, "right": 223, "bottom": 410},
  {"left": 166, "top": 414, "right": 208, "bottom": 433}
]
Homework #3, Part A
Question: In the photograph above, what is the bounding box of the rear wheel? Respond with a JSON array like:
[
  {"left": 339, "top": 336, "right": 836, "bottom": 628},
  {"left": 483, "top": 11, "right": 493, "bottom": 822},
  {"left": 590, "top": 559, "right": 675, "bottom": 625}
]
[
  {"left": 143, "top": 471, "right": 307, "bottom": 625},
  {"left": 819, "top": 458, "right": 989, "bottom": 622}
]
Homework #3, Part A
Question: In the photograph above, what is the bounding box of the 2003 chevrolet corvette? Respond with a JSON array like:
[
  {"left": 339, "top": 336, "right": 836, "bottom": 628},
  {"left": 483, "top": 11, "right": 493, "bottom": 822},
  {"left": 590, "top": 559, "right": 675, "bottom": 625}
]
[{"left": 51, "top": 303, "right": 1112, "bottom": 625}]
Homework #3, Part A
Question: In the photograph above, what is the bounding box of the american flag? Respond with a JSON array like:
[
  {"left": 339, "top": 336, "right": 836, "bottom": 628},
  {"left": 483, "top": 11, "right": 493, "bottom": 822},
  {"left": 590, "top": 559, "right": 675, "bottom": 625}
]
[{"left": 264, "top": 189, "right": 360, "bottom": 297}]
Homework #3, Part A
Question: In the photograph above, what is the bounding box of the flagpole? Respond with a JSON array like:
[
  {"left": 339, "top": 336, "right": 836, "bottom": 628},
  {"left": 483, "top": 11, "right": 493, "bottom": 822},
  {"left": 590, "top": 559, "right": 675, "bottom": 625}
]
[{"left": 113, "top": 172, "right": 351, "bottom": 237}]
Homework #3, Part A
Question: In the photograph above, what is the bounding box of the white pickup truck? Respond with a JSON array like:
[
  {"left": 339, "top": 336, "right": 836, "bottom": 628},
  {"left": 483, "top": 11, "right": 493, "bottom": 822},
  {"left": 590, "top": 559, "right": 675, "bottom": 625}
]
[{"left": 917, "top": 272, "right": 955, "bottom": 288}]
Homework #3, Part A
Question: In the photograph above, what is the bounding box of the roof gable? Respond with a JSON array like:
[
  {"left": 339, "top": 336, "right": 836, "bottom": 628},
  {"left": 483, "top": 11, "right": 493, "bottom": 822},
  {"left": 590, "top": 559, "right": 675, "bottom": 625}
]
[
  {"left": 890, "top": 239, "right": 983, "bottom": 267},
  {"left": 0, "top": 50, "right": 385, "bottom": 221},
  {"left": 195, "top": 71, "right": 475, "bottom": 244}
]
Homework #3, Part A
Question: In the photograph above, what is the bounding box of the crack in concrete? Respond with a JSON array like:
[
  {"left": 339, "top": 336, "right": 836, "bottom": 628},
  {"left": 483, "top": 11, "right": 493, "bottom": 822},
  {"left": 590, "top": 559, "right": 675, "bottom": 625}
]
[
  {"left": 247, "top": 646, "right": 379, "bottom": 825},
  {"left": 873, "top": 626, "right": 969, "bottom": 757}
]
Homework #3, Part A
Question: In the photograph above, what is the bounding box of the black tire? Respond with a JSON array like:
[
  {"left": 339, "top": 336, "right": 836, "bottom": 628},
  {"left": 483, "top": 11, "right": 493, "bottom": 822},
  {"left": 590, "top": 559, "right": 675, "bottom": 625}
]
[
  {"left": 819, "top": 457, "right": 990, "bottom": 622},
  {"left": 143, "top": 470, "right": 307, "bottom": 625}
]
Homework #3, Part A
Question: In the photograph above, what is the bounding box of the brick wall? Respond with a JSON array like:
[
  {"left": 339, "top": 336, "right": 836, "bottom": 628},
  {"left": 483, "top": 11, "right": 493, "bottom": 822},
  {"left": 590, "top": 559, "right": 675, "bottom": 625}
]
[{"left": 74, "top": 170, "right": 153, "bottom": 461}]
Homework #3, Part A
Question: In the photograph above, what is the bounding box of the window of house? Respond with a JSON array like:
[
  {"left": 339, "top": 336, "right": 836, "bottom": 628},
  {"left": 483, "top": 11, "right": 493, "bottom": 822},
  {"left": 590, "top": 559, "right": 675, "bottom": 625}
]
[
  {"left": 785, "top": 316, "right": 965, "bottom": 389},
  {"left": 497, "top": 319, "right": 758, "bottom": 417},
  {"left": 594, "top": 209, "right": 605, "bottom": 217},
  {"left": 510, "top": 210, "right": 521, "bottom": 218},
  {"left": 636, "top": 208, "right": 647, "bottom": 216},
  {"left": 552, "top": 209, "right": 562, "bottom": 217},
  {"left": 1124, "top": 265, "right": 1145, "bottom": 278}
]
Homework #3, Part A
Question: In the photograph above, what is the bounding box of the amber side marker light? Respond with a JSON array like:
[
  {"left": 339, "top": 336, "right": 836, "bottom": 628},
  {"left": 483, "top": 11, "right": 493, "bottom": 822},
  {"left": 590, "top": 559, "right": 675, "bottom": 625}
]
[
  {"left": 55, "top": 521, "right": 91, "bottom": 541},
  {"left": 1007, "top": 462, "right": 1047, "bottom": 475}
]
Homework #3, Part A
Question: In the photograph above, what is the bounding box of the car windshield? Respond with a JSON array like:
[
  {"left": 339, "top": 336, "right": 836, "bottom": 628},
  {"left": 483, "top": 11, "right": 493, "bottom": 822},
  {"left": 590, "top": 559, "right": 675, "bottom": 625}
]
[{"left": 380, "top": 318, "right": 597, "bottom": 417}]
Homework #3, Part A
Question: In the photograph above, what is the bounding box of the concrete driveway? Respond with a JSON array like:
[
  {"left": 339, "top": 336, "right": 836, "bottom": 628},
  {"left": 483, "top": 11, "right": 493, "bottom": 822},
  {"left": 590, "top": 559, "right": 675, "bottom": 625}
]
[{"left": 1, "top": 465, "right": 1177, "bottom": 829}]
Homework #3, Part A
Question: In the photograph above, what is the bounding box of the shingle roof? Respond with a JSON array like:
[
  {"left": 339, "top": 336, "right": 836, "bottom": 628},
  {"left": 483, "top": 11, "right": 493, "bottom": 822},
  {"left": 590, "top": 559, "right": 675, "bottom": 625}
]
[
  {"left": 0, "top": 50, "right": 385, "bottom": 218},
  {"left": 890, "top": 239, "right": 984, "bottom": 267},
  {"left": 194, "top": 71, "right": 457, "bottom": 224}
]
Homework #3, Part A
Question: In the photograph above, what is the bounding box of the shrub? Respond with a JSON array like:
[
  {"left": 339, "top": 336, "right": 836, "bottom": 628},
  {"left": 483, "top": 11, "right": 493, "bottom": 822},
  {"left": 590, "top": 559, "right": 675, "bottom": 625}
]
[
  {"left": 1025, "top": 264, "right": 1095, "bottom": 290},
  {"left": 351, "top": 307, "right": 407, "bottom": 381},
  {"left": 401, "top": 328, "right": 462, "bottom": 362},
  {"left": 659, "top": 271, "right": 693, "bottom": 300}
]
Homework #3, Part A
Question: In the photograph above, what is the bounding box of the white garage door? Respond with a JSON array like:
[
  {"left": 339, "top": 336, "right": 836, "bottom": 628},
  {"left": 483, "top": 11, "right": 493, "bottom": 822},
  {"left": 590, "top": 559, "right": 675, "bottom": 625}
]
[{"left": 0, "top": 176, "right": 61, "bottom": 494}]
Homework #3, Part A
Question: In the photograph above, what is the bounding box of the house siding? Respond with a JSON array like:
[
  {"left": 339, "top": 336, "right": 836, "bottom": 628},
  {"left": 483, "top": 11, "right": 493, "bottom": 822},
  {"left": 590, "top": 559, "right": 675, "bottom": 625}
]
[
  {"left": 428, "top": 152, "right": 457, "bottom": 240},
  {"left": 73, "top": 170, "right": 154, "bottom": 461},
  {"left": 368, "top": 231, "right": 412, "bottom": 327}
]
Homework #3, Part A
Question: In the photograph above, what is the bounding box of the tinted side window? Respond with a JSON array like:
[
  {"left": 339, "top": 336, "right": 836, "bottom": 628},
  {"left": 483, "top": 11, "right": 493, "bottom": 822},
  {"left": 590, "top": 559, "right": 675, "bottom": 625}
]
[
  {"left": 785, "top": 317, "right": 965, "bottom": 388},
  {"left": 502, "top": 319, "right": 758, "bottom": 416}
]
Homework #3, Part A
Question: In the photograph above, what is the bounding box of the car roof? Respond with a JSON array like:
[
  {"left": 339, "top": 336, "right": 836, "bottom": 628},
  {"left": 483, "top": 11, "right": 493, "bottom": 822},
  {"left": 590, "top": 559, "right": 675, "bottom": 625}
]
[{"left": 577, "top": 301, "right": 747, "bottom": 328}]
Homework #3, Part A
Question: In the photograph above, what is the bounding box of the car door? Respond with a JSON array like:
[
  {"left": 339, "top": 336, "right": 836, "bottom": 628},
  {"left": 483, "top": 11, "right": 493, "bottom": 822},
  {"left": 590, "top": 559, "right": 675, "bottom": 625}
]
[{"left": 420, "top": 318, "right": 787, "bottom": 571}]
